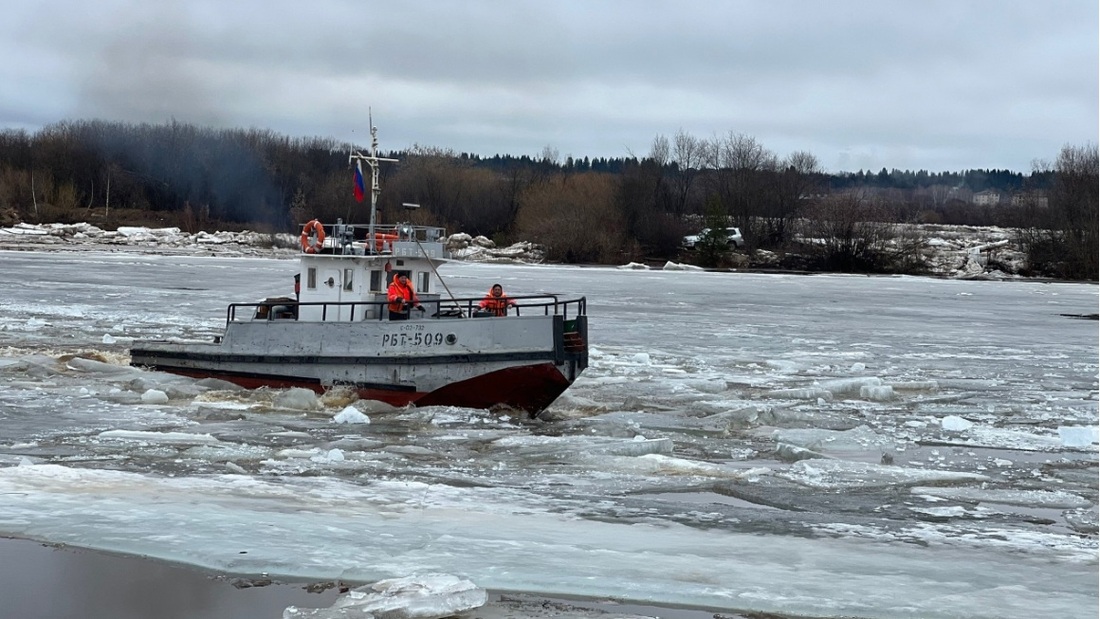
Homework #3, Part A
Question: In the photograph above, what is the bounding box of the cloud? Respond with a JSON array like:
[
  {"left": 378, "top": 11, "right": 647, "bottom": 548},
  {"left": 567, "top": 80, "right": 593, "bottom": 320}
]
[{"left": 0, "top": 0, "right": 1095, "bottom": 172}]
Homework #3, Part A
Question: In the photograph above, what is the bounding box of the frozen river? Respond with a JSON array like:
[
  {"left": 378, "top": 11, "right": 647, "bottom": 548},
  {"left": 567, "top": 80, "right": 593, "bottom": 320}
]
[{"left": 0, "top": 249, "right": 1096, "bottom": 619}]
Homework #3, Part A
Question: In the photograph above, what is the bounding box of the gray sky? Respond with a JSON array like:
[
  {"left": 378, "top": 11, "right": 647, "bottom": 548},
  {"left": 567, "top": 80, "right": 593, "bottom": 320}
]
[{"left": 2, "top": 0, "right": 1096, "bottom": 173}]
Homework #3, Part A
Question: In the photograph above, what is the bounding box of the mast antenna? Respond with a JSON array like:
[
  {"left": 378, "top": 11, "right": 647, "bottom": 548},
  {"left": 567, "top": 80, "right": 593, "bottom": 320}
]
[{"left": 348, "top": 109, "right": 398, "bottom": 253}]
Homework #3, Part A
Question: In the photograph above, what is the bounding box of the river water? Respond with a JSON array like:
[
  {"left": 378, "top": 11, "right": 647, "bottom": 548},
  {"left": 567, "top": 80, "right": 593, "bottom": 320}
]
[{"left": 0, "top": 249, "right": 1096, "bottom": 619}]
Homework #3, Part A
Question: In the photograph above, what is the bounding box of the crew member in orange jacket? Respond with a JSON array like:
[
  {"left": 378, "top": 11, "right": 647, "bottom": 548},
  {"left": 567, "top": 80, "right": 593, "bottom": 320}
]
[
  {"left": 387, "top": 273, "right": 423, "bottom": 320},
  {"left": 478, "top": 283, "right": 517, "bottom": 317}
]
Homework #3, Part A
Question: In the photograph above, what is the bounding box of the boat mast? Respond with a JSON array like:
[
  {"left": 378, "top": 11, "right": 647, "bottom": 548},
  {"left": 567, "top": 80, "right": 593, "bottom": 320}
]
[{"left": 348, "top": 110, "right": 399, "bottom": 254}]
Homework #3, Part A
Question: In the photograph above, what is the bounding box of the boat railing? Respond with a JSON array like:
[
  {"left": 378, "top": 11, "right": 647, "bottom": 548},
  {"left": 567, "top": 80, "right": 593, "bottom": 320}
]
[
  {"left": 434, "top": 294, "right": 586, "bottom": 321},
  {"left": 317, "top": 220, "right": 447, "bottom": 255},
  {"left": 228, "top": 294, "right": 586, "bottom": 325}
]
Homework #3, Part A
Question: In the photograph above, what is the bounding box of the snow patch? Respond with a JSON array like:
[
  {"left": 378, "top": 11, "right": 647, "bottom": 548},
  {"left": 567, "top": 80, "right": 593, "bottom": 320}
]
[{"left": 284, "top": 573, "right": 487, "bottom": 619}]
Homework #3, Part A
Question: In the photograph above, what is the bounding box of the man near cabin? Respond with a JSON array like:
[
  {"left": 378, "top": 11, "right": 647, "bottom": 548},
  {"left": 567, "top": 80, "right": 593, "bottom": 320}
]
[
  {"left": 479, "top": 283, "right": 517, "bottom": 317},
  {"left": 387, "top": 273, "right": 424, "bottom": 320}
]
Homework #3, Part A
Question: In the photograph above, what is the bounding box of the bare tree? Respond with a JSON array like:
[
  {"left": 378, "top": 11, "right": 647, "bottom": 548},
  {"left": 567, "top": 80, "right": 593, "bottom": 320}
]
[
  {"left": 539, "top": 145, "right": 560, "bottom": 166},
  {"left": 798, "top": 194, "right": 927, "bottom": 273},
  {"left": 1017, "top": 143, "right": 1098, "bottom": 279},
  {"left": 761, "top": 150, "right": 822, "bottom": 246},
  {"left": 649, "top": 134, "right": 670, "bottom": 167},
  {"left": 615, "top": 156, "right": 680, "bottom": 258},
  {"left": 669, "top": 129, "right": 704, "bottom": 216},
  {"left": 703, "top": 132, "right": 778, "bottom": 244},
  {"left": 515, "top": 172, "right": 626, "bottom": 263}
]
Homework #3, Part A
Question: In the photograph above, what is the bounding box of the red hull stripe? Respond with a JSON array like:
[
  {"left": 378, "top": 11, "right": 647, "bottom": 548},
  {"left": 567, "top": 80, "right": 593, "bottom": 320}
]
[
  {"left": 144, "top": 362, "right": 570, "bottom": 413},
  {"left": 414, "top": 362, "right": 570, "bottom": 412}
]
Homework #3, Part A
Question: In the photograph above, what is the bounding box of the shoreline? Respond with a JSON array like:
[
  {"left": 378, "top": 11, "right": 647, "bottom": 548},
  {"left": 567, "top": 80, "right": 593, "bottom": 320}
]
[
  {"left": 0, "top": 536, "right": 339, "bottom": 619},
  {"left": 2, "top": 220, "right": 1076, "bottom": 283},
  {"left": 0, "top": 537, "right": 739, "bottom": 619}
]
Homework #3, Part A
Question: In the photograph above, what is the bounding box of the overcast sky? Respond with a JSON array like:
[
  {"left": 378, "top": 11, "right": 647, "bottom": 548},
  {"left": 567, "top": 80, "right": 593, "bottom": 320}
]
[{"left": 2, "top": 0, "right": 1096, "bottom": 173}]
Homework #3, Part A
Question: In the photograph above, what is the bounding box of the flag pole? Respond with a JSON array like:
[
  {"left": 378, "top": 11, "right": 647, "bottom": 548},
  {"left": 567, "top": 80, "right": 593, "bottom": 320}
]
[
  {"left": 348, "top": 109, "right": 398, "bottom": 254},
  {"left": 367, "top": 107, "right": 376, "bottom": 246}
]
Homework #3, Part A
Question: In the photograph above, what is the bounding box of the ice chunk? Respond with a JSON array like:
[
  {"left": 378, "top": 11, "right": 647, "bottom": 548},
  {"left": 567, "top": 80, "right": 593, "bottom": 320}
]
[
  {"left": 585, "top": 410, "right": 715, "bottom": 433},
  {"left": 354, "top": 399, "right": 400, "bottom": 415},
  {"left": 274, "top": 387, "right": 321, "bottom": 411},
  {"left": 941, "top": 415, "right": 973, "bottom": 431},
  {"left": 661, "top": 261, "right": 704, "bottom": 271},
  {"left": 683, "top": 378, "right": 727, "bottom": 394},
  {"left": 543, "top": 391, "right": 607, "bottom": 413},
  {"left": 1057, "top": 426, "right": 1098, "bottom": 448},
  {"left": 184, "top": 443, "right": 273, "bottom": 462},
  {"left": 140, "top": 389, "right": 169, "bottom": 404},
  {"left": 698, "top": 407, "right": 761, "bottom": 430},
  {"left": 911, "top": 486, "right": 1092, "bottom": 509},
  {"left": 775, "top": 442, "right": 830, "bottom": 462},
  {"left": 773, "top": 425, "right": 892, "bottom": 453},
  {"left": 817, "top": 376, "right": 881, "bottom": 396},
  {"left": 598, "top": 437, "right": 673, "bottom": 456},
  {"left": 585, "top": 453, "right": 760, "bottom": 479},
  {"left": 492, "top": 435, "right": 672, "bottom": 460},
  {"left": 66, "top": 356, "right": 142, "bottom": 375},
  {"left": 1064, "top": 508, "right": 1100, "bottom": 534},
  {"left": 284, "top": 573, "right": 486, "bottom": 619},
  {"left": 98, "top": 430, "right": 220, "bottom": 445},
  {"left": 887, "top": 380, "right": 939, "bottom": 391},
  {"left": 102, "top": 333, "right": 117, "bottom": 344},
  {"left": 334, "top": 406, "right": 370, "bottom": 425},
  {"left": 310, "top": 449, "right": 345, "bottom": 463},
  {"left": 860, "top": 385, "right": 895, "bottom": 401},
  {"left": 764, "top": 359, "right": 804, "bottom": 374},
  {"left": 779, "top": 459, "right": 988, "bottom": 489},
  {"left": 763, "top": 387, "right": 832, "bottom": 400}
]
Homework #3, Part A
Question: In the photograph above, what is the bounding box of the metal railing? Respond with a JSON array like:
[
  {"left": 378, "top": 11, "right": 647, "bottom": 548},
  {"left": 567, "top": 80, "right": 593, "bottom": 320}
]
[
  {"left": 228, "top": 294, "right": 586, "bottom": 325},
  {"left": 312, "top": 221, "right": 447, "bottom": 256}
]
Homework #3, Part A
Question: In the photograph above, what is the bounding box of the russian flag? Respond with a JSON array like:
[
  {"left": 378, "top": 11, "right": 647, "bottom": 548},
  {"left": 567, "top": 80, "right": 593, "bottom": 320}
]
[{"left": 353, "top": 161, "right": 366, "bottom": 202}]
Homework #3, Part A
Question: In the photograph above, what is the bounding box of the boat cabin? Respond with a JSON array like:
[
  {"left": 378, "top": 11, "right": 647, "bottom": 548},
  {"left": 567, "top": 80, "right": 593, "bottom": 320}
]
[{"left": 257, "top": 219, "right": 450, "bottom": 323}]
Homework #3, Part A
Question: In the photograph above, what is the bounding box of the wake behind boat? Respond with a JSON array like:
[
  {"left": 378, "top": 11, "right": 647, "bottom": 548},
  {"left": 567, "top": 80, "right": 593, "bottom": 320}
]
[{"left": 129, "top": 126, "right": 588, "bottom": 413}]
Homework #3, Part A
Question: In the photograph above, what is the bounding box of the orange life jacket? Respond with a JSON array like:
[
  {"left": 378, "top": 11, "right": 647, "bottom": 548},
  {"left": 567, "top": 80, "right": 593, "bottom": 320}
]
[
  {"left": 387, "top": 274, "right": 419, "bottom": 314},
  {"left": 479, "top": 287, "right": 513, "bottom": 317}
]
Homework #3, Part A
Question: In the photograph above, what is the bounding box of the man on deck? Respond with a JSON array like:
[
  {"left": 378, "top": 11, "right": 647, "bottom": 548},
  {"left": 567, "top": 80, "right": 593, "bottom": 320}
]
[{"left": 387, "top": 273, "right": 423, "bottom": 320}]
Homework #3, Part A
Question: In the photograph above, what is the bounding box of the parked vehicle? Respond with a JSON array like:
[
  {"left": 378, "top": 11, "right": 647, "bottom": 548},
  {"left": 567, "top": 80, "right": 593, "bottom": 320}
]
[{"left": 682, "top": 227, "right": 743, "bottom": 249}]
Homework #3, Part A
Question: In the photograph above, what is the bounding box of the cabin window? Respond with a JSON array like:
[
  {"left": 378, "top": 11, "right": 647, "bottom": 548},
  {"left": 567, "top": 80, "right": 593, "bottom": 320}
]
[
  {"left": 307, "top": 267, "right": 317, "bottom": 289},
  {"left": 343, "top": 268, "right": 354, "bottom": 291},
  {"left": 370, "top": 270, "right": 382, "bottom": 292},
  {"left": 418, "top": 272, "right": 429, "bottom": 292}
]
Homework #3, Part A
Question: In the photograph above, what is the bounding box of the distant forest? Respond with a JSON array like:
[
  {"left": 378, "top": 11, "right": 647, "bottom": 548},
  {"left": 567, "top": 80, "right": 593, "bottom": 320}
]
[{"left": 0, "top": 119, "right": 1094, "bottom": 278}]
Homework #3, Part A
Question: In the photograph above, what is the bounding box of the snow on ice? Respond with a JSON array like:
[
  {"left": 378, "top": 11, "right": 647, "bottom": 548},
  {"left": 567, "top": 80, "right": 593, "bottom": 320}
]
[{"left": 0, "top": 226, "right": 1095, "bottom": 619}]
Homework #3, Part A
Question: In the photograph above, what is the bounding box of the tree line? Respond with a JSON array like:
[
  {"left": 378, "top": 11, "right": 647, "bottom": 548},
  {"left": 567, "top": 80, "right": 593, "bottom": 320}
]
[{"left": 0, "top": 120, "right": 1094, "bottom": 279}]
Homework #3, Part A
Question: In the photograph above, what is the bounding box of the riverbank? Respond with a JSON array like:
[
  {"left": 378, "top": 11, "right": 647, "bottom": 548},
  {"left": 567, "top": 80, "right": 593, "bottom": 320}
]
[
  {"left": 1, "top": 537, "right": 740, "bottom": 619},
  {"left": 0, "top": 220, "right": 1044, "bottom": 281}
]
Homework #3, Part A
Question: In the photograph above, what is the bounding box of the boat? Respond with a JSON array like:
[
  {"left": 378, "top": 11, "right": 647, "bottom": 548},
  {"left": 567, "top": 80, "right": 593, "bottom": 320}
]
[{"left": 129, "top": 125, "right": 588, "bottom": 413}]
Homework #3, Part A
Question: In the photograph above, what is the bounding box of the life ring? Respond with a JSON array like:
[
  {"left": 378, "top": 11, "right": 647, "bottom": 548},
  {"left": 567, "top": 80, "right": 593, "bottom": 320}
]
[
  {"left": 370, "top": 233, "right": 399, "bottom": 253},
  {"left": 300, "top": 220, "right": 326, "bottom": 253}
]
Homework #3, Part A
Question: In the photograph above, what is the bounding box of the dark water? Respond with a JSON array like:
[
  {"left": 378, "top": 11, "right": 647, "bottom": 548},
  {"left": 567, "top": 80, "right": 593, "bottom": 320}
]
[
  {"left": 0, "top": 537, "right": 733, "bottom": 619},
  {"left": 0, "top": 537, "right": 339, "bottom": 619}
]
